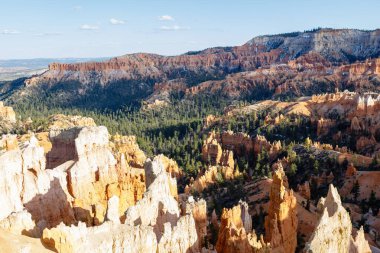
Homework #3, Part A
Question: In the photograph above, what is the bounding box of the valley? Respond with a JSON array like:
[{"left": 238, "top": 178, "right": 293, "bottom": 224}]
[{"left": 0, "top": 28, "right": 380, "bottom": 253}]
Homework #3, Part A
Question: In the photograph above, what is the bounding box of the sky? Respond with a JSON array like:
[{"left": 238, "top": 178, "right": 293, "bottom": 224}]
[{"left": 0, "top": 0, "right": 379, "bottom": 59}]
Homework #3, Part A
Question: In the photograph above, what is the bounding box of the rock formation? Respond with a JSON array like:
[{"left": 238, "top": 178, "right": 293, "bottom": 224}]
[
  {"left": 304, "top": 184, "right": 371, "bottom": 253},
  {"left": 0, "top": 228, "right": 51, "bottom": 253},
  {"left": 317, "top": 118, "right": 335, "bottom": 136},
  {"left": 0, "top": 120, "right": 147, "bottom": 238},
  {"left": 0, "top": 101, "right": 16, "bottom": 123},
  {"left": 14, "top": 30, "right": 379, "bottom": 102},
  {"left": 48, "top": 114, "right": 96, "bottom": 131},
  {"left": 202, "top": 132, "right": 223, "bottom": 165},
  {"left": 105, "top": 196, "right": 121, "bottom": 224},
  {"left": 221, "top": 131, "right": 254, "bottom": 156},
  {"left": 181, "top": 196, "right": 208, "bottom": 248},
  {"left": 310, "top": 171, "right": 334, "bottom": 188},
  {"left": 297, "top": 181, "right": 311, "bottom": 200},
  {"left": 264, "top": 164, "right": 298, "bottom": 253},
  {"left": 253, "top": 135, "right": 282, "bottom": 161},
  {"left": 42, "top": 156, "right": 200, "bottom": 253},
  {"left": 0, "top": 102, "right": 17, "bottom": 133},
  {"left": 0, "top": 134, "right": 75, "bottom": 233},
  {"left": 215, "top": 202, "right": 270, "bottom": 253},
  {"left": 350, "top": 227, "right": 372, "bottom": 253},
  {"left": 185, "top": 164, "right": 241, "bottom": 194},
  {"left": 111, "top": 134, "right": 147, "bottom": 168},
  {"left": 345, "top": 163, "right": 358, "bottom": 177}
]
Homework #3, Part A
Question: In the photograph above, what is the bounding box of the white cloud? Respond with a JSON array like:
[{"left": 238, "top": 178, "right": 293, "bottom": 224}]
[
  {"left": 80, "top": 24, "right": 99, "bottom": 30},
  {"left": 160, "top": 25, "right": 189, "bottom": 31},
  {"left": 158, "top": 15, "right": 174, "bottom": 21},
  {"left": 1, "top": 29, "right": 20, "bottom": 35},
  {"left": 110, "top": 18, "right": 125, "bottom": 25}
]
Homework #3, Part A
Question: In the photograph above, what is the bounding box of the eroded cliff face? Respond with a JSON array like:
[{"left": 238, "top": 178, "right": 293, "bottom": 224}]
[
  {"left": 42, "top": 156, "right": 201, "bottom": 253},
  {"left": 110, "top": 134, "right": 147, "bottom": 168},
  {"left": 26, "top": 29, "right": 380, "bottom": 88},
  {"left": 215, "top": 201, "right": 270, "bottom": 253},
  {"left": 0, "top": 101, "right": 17, "bottom": 132},
  {"left": 184, "top": 164, "right": 242, "bottom": 194},
  {"left": 304, "top": 184, "right": 371, "bottom": 253},
  {"left": 0, "top": 101, "right": 16, "bottom": 123},
  {"left": 0, "top": 119, "right": 147, "bottom": 236},
  {"left": 3, "top": 29, "right": 379, "bottom": 110},
  {"left": 212, "top": 90, "right": 380, "bottom": 157},
  {"left": 264, "top": 164, "right": 298, "bottom": 253},
  {"left": 0, "top": 134, "right": 75, "bottom": 234},
  {"left": 186, "top": 55, "right": 380, "bottom": 101}
]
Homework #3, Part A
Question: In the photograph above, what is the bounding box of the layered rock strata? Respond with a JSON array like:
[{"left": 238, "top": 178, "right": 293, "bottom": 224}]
[
  {"left": 42, "top": 156, "right": 200, "bottom": 253},
  {"left": 215, "top": 201, "right": 270, "bottom": 253},
  {"left": 264, "top": 164, "right": 298, "bottom": 253}
]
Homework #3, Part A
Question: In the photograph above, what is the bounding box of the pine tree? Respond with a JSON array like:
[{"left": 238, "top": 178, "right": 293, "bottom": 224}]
[{"left": 352, "top": 180, "right": 360, "bottom": 202}]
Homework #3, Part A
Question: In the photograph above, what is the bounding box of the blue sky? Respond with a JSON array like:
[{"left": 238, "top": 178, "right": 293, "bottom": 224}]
[{"left": 0, "top": 0, "right": 379, "bottom": 59}]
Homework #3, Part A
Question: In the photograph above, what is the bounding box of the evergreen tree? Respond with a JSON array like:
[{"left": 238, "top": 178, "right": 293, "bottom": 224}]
[{"left": 352, "top": 180, "right": 360, "bottom": 202}]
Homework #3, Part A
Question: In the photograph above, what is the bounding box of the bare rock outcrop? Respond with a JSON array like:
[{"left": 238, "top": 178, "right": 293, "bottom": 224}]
[
  {"left": 304, "top": 184, "right": 371, "bottom": 253},
  {"left": 48, "top": 114, "right": 96, "bottom": 131},
  {"left": 0, "top": 101, "right": 16, "bottom": 123},
  {"left": 350, "top": 227, "right": 372, "bottom": 253},
  {"left": 0, "top": 135, "right": 75, "bottom": 233},
  {"left": 42, "top": 221, "right": 157, "bottom": 253},
  {"left": 42, "top": 156, "right": 200, "bottom": 253},
  {"left": 0, "top": 228, "right": 52, "bottom": 253},
  {"left": 185, "top": 164, "right": 241, "bottom": 194},
  {"left": 0, "top": 122, "right": 147, "bottom": 236},
  {"left": 125, "top": 157, "right": 180, "bottom": 236},
  {"left": 345, "top": 163, "right": 358, "bottom": 177},
  {"left": 45, "top": 125, "right": 145, "bottom": 225},
  {"left": 297, "top": 181, "right": 311, "bottom": 200},
  {"left": 202, "top": 132, "right": 223, "bottom": 165},
  {"left": 215, "top": 202, "right": 270, "bottom": 253},
  {"left": 144, "top": 155, "right": 178, "bottom": 199},
  {"left": 111, "top": 134, "right": 147, "bottom": 168},
  {"left": 181, "top": 196, "right": 208, "bottom": 248},
  {"left": 105, "top": 196, "right": 121, "bottom": 224},
  {"left": 264, "top": 164, "right": 298, "bottom": 253},
  {"left": 253, "top": 135, "right": 282, "bottom": 161}
]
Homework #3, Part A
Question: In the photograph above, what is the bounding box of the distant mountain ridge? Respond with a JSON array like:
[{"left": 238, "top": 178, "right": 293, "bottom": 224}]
[
  {"left": 0, "top": 58, "right": 109, "bottom": 69},
  {"left": 1, "top": 28, "right": 380, "bottom": 109},
  {"left": 0, "top": 58, "right": 109, "bottom": 82}
]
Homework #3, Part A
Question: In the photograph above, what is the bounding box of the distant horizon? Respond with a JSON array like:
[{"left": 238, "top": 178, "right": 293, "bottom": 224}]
[
  {"left": 1, "top": 0, "right": 380, "bottom": 59},
  {"left": 1, "top": 27, "right": 380, "bottom": 61},
  {"left": 1, "top": 0, "right": 380, "bottom": 60}
]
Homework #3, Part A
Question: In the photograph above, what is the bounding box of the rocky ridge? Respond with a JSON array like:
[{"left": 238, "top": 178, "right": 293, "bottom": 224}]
[{"left": 2, "top": 29, "right": 380, "bottom": 109}]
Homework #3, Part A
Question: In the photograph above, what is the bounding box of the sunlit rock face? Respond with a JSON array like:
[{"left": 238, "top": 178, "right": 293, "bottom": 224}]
[
  {"left": 0, "top": 101, "right": 16, "bottom": 123},
  {"left": 0, "top": 228, "right": 52, "bottom": 253},
  {"left": 215, "top": 201, "right": 270, "bottom": 253},
  {"left": 264, "top": 164, "right": 298, "bottom": 253},
  {"left": 42, "top": 156, "right": 200, "bottom": 253},
  {"left": 46, "top": 125, "right": 146, "bottom": 225},
  {"left": 180, "top": 196, "right": 208, "bottom": 248},
  {"left": 304, "top": 184, "right": 371, "bottom": 253},
  {"left": 17, "top": 30, "right": 380, "bottom": 108},
  {"left": 0, "top": 135, "right": 76, "bottom": 234},
  {"left": 0, "top": 115, "right": 147, "bottom": 239},
  {"left": 110, "top": 134, "right": 147, "bottom": 168}
]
